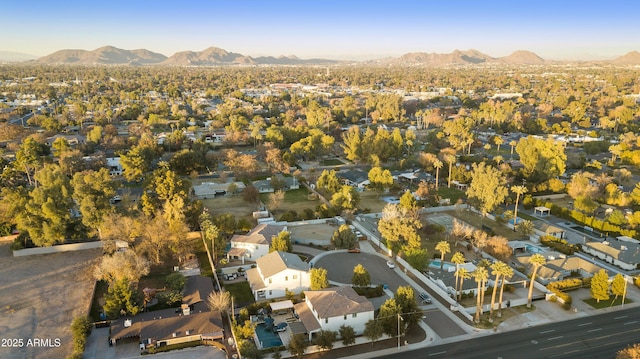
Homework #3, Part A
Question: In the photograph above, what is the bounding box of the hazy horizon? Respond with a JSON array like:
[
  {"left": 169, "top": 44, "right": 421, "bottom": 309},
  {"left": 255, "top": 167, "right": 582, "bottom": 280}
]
[{"left": 3, "top": 0, "right": 639, "bottom": 61}]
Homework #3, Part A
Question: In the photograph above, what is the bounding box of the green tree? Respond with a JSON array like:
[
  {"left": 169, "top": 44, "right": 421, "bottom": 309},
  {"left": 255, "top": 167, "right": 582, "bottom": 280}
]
[
  {"left": 94, "top": 250, "right": 150, "bottom": 286},
  {"left": 165, "top": 272, "right": 186, "bottom": 291},
  {"left": 455, "top": 267, "right": 471, "bottom": 302},
  {"left": 378, "top": 203, "right": 422, "bottom": 253},
  {"left": 611, "top": 273, "right": 627, "bottom": 303},
  {"left": 403, "top": 247, "right": 428, "bottom": 272},
  {"left": 331, "top": 224, "right": 357, "bottom": 249},
  {"left": 317, "top": 169, "right": 341, "bottom": 194},
  {"left": 489, "top": 261, "right": 509, "bottom": 321},
  {"left": 72, "top": 168, "right": 116, "bottom": 236},
  {"left": 364, "top": 319, "right": 383, "bottom": 345},
  {"left": 341, "top": 126, "right": 362, "bottom": 162},
  {"left": 516, "top": 136, "right": 566, "bottom": 182},
  {"left": 378, "top": 298, "right": 403, "bottom": 337},
  {"left": 51, "top": 137, "right": 71, "bottom": 157},
  {"left": 17, "top": 164, "right": 74, "bottom": 246},
  {"left": 238, "top": 339, "right": 262, "bottom": 359},
  {"left": 310, "top": 267, "right": 329, "bottom": 290},
  {"left": 15, "top": 137, "right": 50, "bottom": 187},
  {"left": 394, "top": 286, "right": 421, "bottom": 329},
  {"left": 518, "top": 219, "right": 535, "bottom": 238},
  {"left": 339, "top": 325, "right": 356, "bottom": 346},
  {"left": 270, "top": 231, "right": 292, "bottom": 253},
  {"left": 433, "top": 159, "right": 443, "bottom": 188},
  {"left": 314, "top": 330, "right": 337, "bottom": 351},
  {"left": 70, "top": 315, "right": 92, "bottom": 356},
  {"left": 398, "top": 190, "right": 419, "bottom": 215},
  {"left": 330, "top": 185, "right": 360, "bottom": 210},
  {"left": 435, "top": 241, "right": 450, "bottom": 270},
  {"left": 617, "top": 343, "right": 640, "bottom": 359},
  {"left": 527, "top": 254, "right": 547, "bottom": 308},
  {"left": 288, "top": 333, "right": 308, "bottom": 358},
  {"left": 451, "top": 252, "right": 466, "bottom": 299},
  {"left": 352, "top": 264, "right": 371, "bottom": 287},
  {"left": 103, "top": 278, "right": 140, "bottom": 318},
  {"left": 200, "top": 213, "right": 225, "bottom": 264},
  {"left": 466, "top": 162, "right": 508, "bottom": 219},
  {"left": 591, "top": 269, "right": 610, "bottom": 303},
  {"left": 368, "top": 166, "right": 393, "bottom": 195},
  {"left": 119, "top": 143, "right": 157, "bottom": 182}
]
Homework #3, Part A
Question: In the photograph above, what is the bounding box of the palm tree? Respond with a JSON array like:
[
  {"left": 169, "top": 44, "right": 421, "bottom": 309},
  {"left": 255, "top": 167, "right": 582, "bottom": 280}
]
[
  {"left": 489, "top": 261, "right": 510, "bottom": 321},
  {"left": 509, "top": 140, "right": 517, "bottom": 160},
  {"left": 518, "top": 219, "right": 535, "bottom": 239},
  {"left": 473, "top": 267, "right": 489, "bottom": 323},
  {"left": 527, "top": 254, "right": 547, "bottom": 308},
  {"left": 511, "top": 185, "right": 528, "bottom": 231},
  {"left": 451, "top": 252, "right": 466, "bottom": 298},
  {"left": 494, "top": 135, "right": 504, "bottom": 154},
  {"left": 455, "top": 267, "right": 471, "bottom": 302},
  {"left": 433, "top": 159, "right": 443, "bottom": 188},
  {"left": 435, "top": 241, "right": 451, "bottom": 270},
  {"left": 441, "top": 148, "right": 456, "bottom": 188},
  {"left": 497, "top": 262, "right": 514, "bottom": 317}
]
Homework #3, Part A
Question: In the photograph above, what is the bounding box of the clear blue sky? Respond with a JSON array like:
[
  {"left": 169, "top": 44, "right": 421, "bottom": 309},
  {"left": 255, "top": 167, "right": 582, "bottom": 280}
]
[{"left": 2, "top": 0, "right": 638, "bottom": 60}]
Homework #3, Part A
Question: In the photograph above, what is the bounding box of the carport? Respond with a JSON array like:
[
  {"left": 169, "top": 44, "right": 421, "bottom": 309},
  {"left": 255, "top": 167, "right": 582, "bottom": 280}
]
[{"left": 534, "top": 206, "right": 550, "bottom": 216}]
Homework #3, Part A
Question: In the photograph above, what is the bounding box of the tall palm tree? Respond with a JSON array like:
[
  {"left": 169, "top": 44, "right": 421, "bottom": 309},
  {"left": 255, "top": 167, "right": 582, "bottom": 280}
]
[
  {"left": 509, "top": 140, "right": 517, "bottom": 160},
  {"left": 494, "top": 135, "right": 504, "bottom": 154},
  {"left": 435, "top": 241, "right": 451, "bottom": 270},
  {"left": 451, "top": 252, "right": 466, "bottom": 298},
  {"left": 473, "top": 266, "right": 489, "bottom": 323},
  {"left": 441, "top": 148, "right": 456, "bottom": 188},
  {"left": 527, "top": 254, "right": 547, "bottom": 308},
  {"left": 489, "top": 261, "right": 510, "bottom": 321},
  {"left": 511, "top": 185, "right": 528, "bottom": 231},
  {"left": 497, "top": 262, "right": 514, "bottom": 318},
  {"left": 456, "top": 267, "right": 471, "bottom": 302},
  {"left": 433, "top": 159, "right": 443, "bottom": 188}
]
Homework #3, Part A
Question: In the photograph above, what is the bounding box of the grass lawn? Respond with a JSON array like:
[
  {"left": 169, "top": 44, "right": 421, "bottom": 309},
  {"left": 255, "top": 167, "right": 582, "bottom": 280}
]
[
  {"left": 262, "top": 188, "right": 320, "bottom": 215},
  {"left": 437, "top": 187, "right": 465, "bottom": 203},
  {"left": 358, "top": 190, "right": 387, "bottom": 212},
  {"left": 321, "top": 158, "right": 345, "bottom": 166},
  {"left": 583, "top": 296, "right": 632, "bottom": 309},
  {"left": 224, "top": 281, "right": 255, "bottom": 305},
  {"left": 445, "top": 210, "right": 523, "bottom": 241},
  {"left": 89, "top": 280, "right": 109, "bottom": 322},
  {"left": 518, "top": 212, "right": 538, "bottom": 221}
]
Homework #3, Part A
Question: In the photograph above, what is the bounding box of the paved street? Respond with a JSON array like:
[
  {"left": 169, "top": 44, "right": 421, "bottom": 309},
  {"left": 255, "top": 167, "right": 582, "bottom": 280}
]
[{"left": 313, "top": 252, "right": 406, "bottom": 292}]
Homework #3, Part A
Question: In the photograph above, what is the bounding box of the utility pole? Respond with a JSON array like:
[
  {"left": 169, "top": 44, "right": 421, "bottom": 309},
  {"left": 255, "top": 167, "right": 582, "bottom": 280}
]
[{"left": 397, "top": 314, "right": 404, "bottom": 351}]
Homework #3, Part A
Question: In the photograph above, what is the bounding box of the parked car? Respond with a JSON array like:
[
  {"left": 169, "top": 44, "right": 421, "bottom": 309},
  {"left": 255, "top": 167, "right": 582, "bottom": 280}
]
[
  {"left": 386, "top": 261, "right": 396, "bottom": 269},
  {"left": 354, "top": 230, "right": 366, "bottom": 240},
  {"left": 274, "top": 322, "right": 288, "bottom": 332},
  {"left": 419, "top": 292, "right": 432, "bottom": 304},
  {"left": 348, "top": 248, "right": 361, "bottom": 253}
]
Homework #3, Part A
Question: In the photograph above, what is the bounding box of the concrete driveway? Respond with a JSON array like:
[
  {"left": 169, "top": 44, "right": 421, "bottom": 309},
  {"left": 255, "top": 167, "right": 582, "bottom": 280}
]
[{"left": 313, "top": 252, "right": 408, "bottom": 293}]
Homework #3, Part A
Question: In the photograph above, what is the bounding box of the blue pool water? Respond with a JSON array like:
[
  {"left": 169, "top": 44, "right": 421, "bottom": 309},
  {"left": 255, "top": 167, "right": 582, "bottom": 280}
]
[
  {"left": 255, "top": 322, "right": 283, "bottom": 349},
  {"left": 525, "top": 245, "right": 544, "bottom": 254},
  {"left": 429, "top": 260, "right": 456, "bottom": 270}
]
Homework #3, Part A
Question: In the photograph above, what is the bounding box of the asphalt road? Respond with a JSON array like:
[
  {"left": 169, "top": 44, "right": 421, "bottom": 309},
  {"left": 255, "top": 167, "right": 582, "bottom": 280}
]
[
  {"left": 313, "top": 252, "right": 406, "bottom": 292},
  {"left": 376, "top": 306, "right": 640, "bottom": 359}
]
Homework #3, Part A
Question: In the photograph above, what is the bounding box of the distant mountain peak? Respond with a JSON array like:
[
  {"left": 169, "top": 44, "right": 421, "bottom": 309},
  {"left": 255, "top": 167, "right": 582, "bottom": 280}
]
[{"left": 611, "top": 51, "right": 640, "bottom": 65}]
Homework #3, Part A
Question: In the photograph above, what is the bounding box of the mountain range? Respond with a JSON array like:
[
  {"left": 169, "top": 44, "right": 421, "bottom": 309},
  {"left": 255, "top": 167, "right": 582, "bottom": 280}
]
[{"left": 2, "top": 46, "right": 639, "bottom": 66}]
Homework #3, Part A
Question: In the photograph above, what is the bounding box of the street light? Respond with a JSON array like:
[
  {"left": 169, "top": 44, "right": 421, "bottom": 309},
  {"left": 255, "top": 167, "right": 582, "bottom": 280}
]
[
  {"left": 397, "top": 314, "right": 404, "bottom": 351},
  {"left": 622, "top": 275, "right": 629, "bottom": 309}
]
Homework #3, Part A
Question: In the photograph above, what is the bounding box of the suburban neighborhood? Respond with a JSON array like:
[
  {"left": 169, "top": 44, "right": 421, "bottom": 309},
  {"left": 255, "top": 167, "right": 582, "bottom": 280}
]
[{"left": 2, "top": 11, "right": 640, "bottom": 359}]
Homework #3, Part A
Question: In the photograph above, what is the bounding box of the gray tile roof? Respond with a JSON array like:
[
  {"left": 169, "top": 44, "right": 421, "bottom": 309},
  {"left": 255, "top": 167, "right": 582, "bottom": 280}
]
[{"left": 256, "top": 251, "right": 309, "bottom": 279}]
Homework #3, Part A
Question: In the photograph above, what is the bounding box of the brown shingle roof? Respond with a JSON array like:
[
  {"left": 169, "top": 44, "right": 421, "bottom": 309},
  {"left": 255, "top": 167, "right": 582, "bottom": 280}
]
[
  {"left": 305, "top": 287, "right": 374, "bottom": 319},
  {"left": 182, "top": 275, "right": 214, "bottom": 306},
  {"left": 294, "top": 302, "right": 321, "bottom": 332}
]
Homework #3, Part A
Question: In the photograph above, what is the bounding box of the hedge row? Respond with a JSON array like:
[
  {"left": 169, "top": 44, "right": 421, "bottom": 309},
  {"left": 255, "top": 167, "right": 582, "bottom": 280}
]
[{"left": 540, "top": 235, "right": 578, "bottom": 255}]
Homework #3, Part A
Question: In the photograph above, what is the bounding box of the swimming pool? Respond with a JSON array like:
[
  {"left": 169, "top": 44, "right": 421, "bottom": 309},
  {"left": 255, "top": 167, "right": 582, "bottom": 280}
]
[
  {"left": 525, "top": 245, "right": 544, "bottom": 254},
  {"left": 429, "top": 260, "right": 456, "bottom": 270},
  {"left": 255, "top": 321, "right": 283, "bottom": 349}
]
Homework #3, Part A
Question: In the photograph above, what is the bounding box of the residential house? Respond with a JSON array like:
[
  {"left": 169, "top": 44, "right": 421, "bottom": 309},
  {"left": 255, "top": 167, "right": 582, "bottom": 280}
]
[
  {"left": 252, "top": 174, "right": 300, "bottom": 194},
  {"left": 582, "top": 240, "right": 640, "bottom": 271},
  {"left": 530, "top": 256, "right": 606, "bottom": 285},
  {"left": 227, "top": 224, "right": 287, "bottom": 263},
  {"left": 192, "top": 181, "right": 246, "bottom": 199},
  {"left": 246, "top": 251, "right": 310, "bottom": 301},
  {"left": 46, "top": 133, "right": 86, "bottom": 147},
  {"left": 106, "top": 157, "right": 123, "bottom": 176},
  {"left": 336, "top": 169, "right": 369, "bottom": 190},
  {"left": 293, "top": 286, "right": 374, "bottom": 341},
  {"left": 532, "top": 222, "right": 566, "bottom": 241},
  {"left": 109, "top": 276, "right": 224, "bottom": 349}
]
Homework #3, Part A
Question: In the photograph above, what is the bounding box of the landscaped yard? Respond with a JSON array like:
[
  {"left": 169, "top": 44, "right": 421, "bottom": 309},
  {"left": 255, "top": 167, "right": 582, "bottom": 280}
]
[
  {"left": 202, "top": 195, "right": 256, "bottom": 223},
  {"left": 445, "top": 210, "right": 523, "bottom": 241},
  {"left": 261, "top": 188, "right": 320, "bottom": 215},
  {"left": 583, "top": 296, "right": 632, "bottom": 309},
  {"left": 437, "top": 187, "right": 466, "bottom": 203},
  {"left": 321, "top": 158, "right": 345, "bottom": 166},
  {"left": 224, "top": 281, "right": 255, "bottom": 305}
]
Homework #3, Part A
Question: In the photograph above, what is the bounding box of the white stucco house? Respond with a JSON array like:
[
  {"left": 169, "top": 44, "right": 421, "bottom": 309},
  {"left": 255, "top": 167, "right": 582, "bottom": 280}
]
[
  {"left": 293, "top": 286, "right": 374, "bottom": 341},
  {"left": 227, "top": 224, "right": 287, "bottom": 263},
  {"left": 581, "top": 240, "right": 640, "bottom": 271},
  {"left": 246, "top": 251, "right": 310, "bottom": 301}
]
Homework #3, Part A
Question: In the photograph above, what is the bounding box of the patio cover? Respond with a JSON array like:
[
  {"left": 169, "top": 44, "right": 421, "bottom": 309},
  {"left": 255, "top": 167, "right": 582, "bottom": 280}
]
[{"left": 270, "top": 300, "right": 294, "bottom": 312}]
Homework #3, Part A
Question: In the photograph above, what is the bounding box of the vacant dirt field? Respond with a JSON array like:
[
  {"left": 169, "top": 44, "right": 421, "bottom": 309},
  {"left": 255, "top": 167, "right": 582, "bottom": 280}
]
[
  {"left": 201, "top": 196, "right": 256, "bottom": 220},
  {"left": 0, "top": 241, "right": 101, "bottom": 359}
]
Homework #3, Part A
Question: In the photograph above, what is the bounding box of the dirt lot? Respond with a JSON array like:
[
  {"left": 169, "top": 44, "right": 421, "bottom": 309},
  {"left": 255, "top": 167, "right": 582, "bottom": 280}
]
[
  {"left": 358, "top": 190, "right": 387, "bottom": 213},
  {"left": 0, "top": 241, "right": 101, "bottom": 359},
  {"left": 201, "top": 196, "right": 256, "bottom": 221},
  {"left": 289, "top": 223, "right": 336, "bottom": 245}
]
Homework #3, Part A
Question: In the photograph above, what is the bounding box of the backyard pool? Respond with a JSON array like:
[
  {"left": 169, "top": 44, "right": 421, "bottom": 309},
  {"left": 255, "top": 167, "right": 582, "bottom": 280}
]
[
  {"left": 429, "top": 260, "right": 456, "bottom": 271},
  {"left": 255, "top": 318, "right": 283, "bottom": 349},
  {"left": 525, "top": 244, "right": 544, "bottom": 254}
]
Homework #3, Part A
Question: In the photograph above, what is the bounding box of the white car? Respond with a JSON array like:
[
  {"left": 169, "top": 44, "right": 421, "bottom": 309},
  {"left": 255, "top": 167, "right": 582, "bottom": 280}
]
[{"left": 386, "top": 261, "right": 396, "bottom": 269}]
